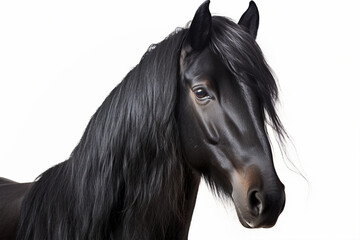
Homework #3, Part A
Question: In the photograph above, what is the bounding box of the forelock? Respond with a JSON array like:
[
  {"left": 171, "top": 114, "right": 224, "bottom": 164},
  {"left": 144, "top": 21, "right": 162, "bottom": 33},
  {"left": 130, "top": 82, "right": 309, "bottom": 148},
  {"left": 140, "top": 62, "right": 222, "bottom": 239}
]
[{"left": 208, "top": 16, "right": 287, "bottom": 145}]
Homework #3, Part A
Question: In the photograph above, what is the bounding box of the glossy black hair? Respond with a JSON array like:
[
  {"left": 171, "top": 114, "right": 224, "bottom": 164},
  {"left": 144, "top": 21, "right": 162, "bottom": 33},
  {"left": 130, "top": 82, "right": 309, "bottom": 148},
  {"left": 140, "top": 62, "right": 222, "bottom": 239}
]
[
  {"left": 17, "top": 15, "right": 285, "bottom": 240},
  {"left": 209, "top": 16, "right": 287, "bottom": 145}
]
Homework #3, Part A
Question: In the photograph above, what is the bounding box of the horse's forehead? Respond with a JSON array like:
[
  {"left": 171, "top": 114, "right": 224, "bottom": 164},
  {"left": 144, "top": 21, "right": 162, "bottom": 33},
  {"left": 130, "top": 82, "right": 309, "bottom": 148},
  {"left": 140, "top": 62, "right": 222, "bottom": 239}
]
[{"left": 183, "top": 49, "right": 229, "bottom": 80}]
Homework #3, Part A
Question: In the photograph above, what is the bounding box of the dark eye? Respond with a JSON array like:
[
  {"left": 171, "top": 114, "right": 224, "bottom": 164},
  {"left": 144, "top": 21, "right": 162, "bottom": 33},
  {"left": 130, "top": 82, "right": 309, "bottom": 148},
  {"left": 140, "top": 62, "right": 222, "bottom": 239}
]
[{"left": 193, "top": 87, "right": 211, "bottom": 100}]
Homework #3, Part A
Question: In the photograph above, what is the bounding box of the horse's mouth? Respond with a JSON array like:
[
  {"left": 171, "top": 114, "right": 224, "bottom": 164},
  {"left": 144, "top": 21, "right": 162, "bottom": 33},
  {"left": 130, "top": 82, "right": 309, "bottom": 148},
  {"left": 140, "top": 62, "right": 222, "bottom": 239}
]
[
  {"left": 235, "top": 207, "right": 279, "bottom": 229},
  {"left": 233, "top": 203, "right": 258, "bottom": 228},
  {"left": 232, "top": 188, "right": 286, "bottom": 229},
  {"left": 238, "top": 214, "right": 253, "bottom": 228}
]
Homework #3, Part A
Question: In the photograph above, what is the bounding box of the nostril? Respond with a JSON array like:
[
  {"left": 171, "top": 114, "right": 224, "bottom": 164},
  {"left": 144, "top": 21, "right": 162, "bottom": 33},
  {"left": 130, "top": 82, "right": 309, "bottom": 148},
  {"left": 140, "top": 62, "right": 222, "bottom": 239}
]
[{"left": 248, "top": 190, "right": 263, "bottom": 217}]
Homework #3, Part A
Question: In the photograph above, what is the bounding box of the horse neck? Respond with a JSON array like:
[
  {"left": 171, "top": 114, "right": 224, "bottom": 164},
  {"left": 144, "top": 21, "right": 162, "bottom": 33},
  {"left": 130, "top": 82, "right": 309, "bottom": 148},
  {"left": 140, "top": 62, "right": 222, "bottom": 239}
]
[
  {"left": 67, "top": 28, "right": 201, "bottom": 237},
  {"left": 66, "top": 79, "right": 199, "bottom": 238}
]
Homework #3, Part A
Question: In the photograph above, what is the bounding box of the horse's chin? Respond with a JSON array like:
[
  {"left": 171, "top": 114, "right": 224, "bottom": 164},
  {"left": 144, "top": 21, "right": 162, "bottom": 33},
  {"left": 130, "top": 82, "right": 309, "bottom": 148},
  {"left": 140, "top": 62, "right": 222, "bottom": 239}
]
[
  {"left": 237, "top": 213, "right": 253, "bottom": 228},
  {"left": 233, "top": 203, "right": 257, "bottom": 228},
  {"left": 235, "top": 208, "right": 277, "bottom": 229},
  {"left": 233, "top": 200, "right": 280, "bottom": 229}
]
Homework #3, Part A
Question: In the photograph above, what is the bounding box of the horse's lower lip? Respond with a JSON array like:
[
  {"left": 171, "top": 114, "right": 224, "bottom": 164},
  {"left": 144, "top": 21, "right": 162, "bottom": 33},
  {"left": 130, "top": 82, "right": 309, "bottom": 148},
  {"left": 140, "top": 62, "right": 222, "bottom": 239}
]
[
  {"left": 239, "top": 214, "right": 279, "bottom": 229},
  {"left": 235, "top": 208, "right": 256, "bottom": 228},
  {"left": 233, "top": 199, "right": 254, "bottom": 228},
  {"left": 239, "top": 216, "right": 260, "bottom": 228},
  {"left": 239, "top": 217, "right": 274, "bottom": 229},
  {"left": 235, "top": 207, "right": 278, "bottom": 229},
  {"left": 238, "top": 216, "right": 252, "bottom": 228}
]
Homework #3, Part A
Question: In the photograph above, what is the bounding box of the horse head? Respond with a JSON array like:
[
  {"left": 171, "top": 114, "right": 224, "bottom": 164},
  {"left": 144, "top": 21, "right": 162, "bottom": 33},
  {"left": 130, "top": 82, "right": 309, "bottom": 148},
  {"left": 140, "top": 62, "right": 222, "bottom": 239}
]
[{"left": 177, "top": 1, "right": 285, "bottom": 228}]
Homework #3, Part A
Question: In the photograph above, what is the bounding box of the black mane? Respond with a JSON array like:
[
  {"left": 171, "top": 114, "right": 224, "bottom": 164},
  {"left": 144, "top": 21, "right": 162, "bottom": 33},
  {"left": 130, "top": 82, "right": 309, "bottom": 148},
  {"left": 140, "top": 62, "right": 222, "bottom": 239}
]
[
  {"left": 18, "top": 29, "right": 189, "bottom": 239},
  {"left": 17, "top": 16, "right": 285, "bottom": 240}
]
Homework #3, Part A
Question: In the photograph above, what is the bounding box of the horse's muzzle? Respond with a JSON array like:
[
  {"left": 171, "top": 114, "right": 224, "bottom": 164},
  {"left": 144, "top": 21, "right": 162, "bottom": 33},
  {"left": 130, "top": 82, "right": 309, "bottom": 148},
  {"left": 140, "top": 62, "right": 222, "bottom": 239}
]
[
  {"left": 231, "top": 166, "right": 286, "bottom": 228},
  {"left": 242, "top": 186, "right": 286, "bottom": 228}
]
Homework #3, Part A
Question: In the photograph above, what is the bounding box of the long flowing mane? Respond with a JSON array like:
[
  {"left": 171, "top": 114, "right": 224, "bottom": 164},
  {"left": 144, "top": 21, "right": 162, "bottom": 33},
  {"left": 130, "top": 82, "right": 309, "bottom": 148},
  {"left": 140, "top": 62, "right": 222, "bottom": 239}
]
[
  {"left": 18, "top": 29, "right": 189, "bottom": 239},
  {"left": 17, "top": 15, "right": 286, "bottom": 240}
]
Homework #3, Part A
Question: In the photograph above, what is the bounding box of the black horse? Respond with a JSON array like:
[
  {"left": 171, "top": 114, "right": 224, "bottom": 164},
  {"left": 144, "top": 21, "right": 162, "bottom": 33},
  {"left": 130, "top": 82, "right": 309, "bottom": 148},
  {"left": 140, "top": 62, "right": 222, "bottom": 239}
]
[{"left": 0, "top": 1, "right": 286, "bottom": 239}]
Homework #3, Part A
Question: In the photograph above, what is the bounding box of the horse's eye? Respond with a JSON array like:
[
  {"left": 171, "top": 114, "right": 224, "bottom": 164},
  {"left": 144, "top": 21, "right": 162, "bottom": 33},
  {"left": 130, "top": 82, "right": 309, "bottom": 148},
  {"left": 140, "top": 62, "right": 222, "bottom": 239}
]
[{"left": 193, "top": 87, "right": 211, "bottom": 100}]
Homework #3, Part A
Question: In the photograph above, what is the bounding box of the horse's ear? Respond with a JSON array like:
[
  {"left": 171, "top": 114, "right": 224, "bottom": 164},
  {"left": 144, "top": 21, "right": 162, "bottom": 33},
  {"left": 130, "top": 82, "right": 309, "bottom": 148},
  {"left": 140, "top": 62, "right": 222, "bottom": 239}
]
[
  {"left": 238, "top": 1, "right": 259, "bottom": 39},
  {"left": 188, "top": 0, "right": 212, "bottom": 50}
]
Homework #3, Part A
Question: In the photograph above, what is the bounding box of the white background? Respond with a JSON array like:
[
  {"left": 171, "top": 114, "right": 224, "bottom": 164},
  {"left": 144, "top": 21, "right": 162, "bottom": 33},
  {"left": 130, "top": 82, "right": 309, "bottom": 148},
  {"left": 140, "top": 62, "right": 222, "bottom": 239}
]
[{"left": 0, "top": 1, "right": 359, "bottom": 239}]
